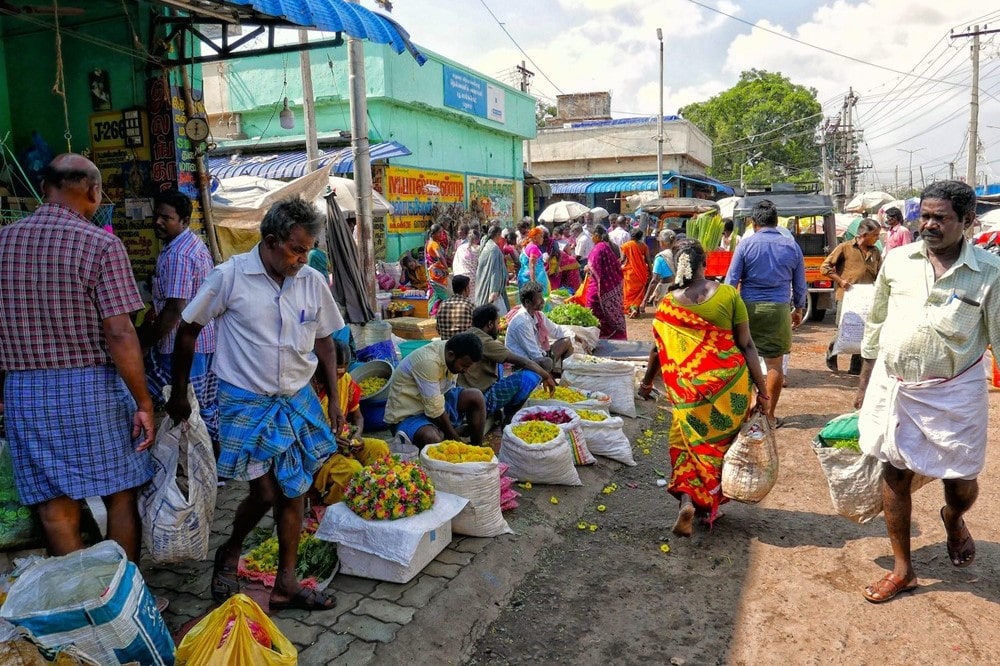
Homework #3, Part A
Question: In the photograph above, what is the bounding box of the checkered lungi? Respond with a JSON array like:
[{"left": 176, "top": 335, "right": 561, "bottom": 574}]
[
  {"left": 145, "top": 350, "right": 219, "bottom": 445},
  {"left": 483, "top": 370, "right": 542, "bottom": 414},
  {"left": 3, "top": 366, "right": 154, "bottom": 505},
  {"left": 217, "top": 380, "right": 338, "bottom": 498}
]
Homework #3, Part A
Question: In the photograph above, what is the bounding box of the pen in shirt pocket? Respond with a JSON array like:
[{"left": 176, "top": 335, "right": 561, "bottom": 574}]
[{"left": 947, "top": 291, "right": 980, "bottom": 307}]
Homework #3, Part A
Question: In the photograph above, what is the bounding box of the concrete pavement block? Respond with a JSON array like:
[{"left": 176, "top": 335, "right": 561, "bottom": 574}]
[
  {"left": 331, "top": 575, "right": 378, "bottom": 596},
  {"left": 337, "top": 639, "right": 377, "bottom": 665},
  {"left": 397, "top": 575, "right": 448, "bottom": 608},
  {"left": 273, "top": 591, "right": 362, "bottom": 626},
  {"left": 421, "top": 561, "right": 461, "bottom": 579},
  {"left": 333, "top": 613, "right": 401, "bottom": 643},
  {"left": 369, "top": 581, "right": 406, "bottom": 601},
  {"left": 355, "top": 598, "right": 416, "bottom": 625},
  {"left": 271, "top": 617, "right": 326, "bottom": 649},
  {"left": 435, "top": 548, "right": 475, "bottom": 566},
  {"left": 297, "top": 632, "right": 355, "bottom": 665},
  {"left": 452, "top": 536, "right": 492, "bottom": 554}
]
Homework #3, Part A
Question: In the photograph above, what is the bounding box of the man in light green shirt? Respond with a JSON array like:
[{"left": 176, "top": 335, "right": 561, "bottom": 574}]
[
  {"left": 384, "top": 333, "right": 487, "bottom": 448},
  {"left": 855, "top": 180, "right": 1000, "bottom": 603}
]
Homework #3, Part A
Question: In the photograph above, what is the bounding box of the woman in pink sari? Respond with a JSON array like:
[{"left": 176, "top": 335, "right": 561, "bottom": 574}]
[{"left": 585, "top": 225, "right": 628, "bottom": 339}]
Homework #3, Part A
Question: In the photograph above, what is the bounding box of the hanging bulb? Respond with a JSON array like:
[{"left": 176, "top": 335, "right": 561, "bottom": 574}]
[{"left": 279, "top": 97, "right": 295, "bottom": 130}]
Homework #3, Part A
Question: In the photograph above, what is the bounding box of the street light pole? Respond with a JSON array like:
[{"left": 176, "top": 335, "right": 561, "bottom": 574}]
[
  {"left": 656, "top": 28, "right": 664, "bottom": 199},
  {"left": 896, "top": 147, "right": 924, "bottom": 192}
]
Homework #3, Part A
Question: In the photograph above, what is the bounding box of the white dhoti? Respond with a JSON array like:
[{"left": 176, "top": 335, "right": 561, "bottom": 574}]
[{"left": 859, "top": 357, "right": 988, "bottom": 480}]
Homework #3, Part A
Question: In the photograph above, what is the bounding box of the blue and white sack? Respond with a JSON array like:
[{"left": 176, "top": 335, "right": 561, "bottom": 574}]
[{"left": 0, "top": 540, "right": 175, "bottom": 665}]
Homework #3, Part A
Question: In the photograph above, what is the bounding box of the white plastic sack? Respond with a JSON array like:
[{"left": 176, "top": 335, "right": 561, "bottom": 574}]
[
  {"left": 576, "top": 412, "right": 636, "bottom": 466},
  {"left": 418, "top": 450, "right": 512, "bottom": 537},
  {"left": 525, "top": 388, "right": 612, "bottom": 412},
  {"left": 562, "top": 354, "right": 637, "bottom": 418},
  {"left": 832, "top": 284, "right": 876, "bottom": 355},
  {"left": 722, "top": 409, "right": 778, "bottom": 503},
  {"left": 139, "top": 386, "right": 217, "bottom": 564},
  {"left": 562, "top": 325, "right": 600, "bottom": 355},
  {"left": 0, "top": 541, "right": 174, "bottom": 665},
  {"left": 498, "top": 425, "right": 581, "bottom": 486},
  {"left": 812, "top": 441, "right": 935, "bottom": 523},
  {"left": 511, "top": 405, "right": 595, "bottom": 466}
]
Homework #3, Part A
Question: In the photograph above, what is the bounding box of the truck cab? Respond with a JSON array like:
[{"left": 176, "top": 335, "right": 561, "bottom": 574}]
[{"left": 733, "top": 192, "right": 838, "bottom": 322}]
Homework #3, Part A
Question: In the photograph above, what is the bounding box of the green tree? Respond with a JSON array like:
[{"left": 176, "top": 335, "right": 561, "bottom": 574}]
[
  {"left": 536, "top": 100, "right": 556, "bottom": 127},
  {"left": 680, "top": 69, "right": 822, "bottom": 189}
]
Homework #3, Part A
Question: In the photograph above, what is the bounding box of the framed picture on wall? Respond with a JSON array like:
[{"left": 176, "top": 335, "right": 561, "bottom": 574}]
[{"left": 89, "top": 69, "right": 111, "bottom": 111}]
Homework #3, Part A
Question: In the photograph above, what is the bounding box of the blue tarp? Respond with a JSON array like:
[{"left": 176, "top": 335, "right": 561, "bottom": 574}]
[
  {"left": 225, "top": 0, "right": 425, "bottom": 63},
  {"left": 565, "top": 116, "right": 682, "bottom": 129},
  {"left": 207, "top": 140, "right": 411, "bottom": 179}
]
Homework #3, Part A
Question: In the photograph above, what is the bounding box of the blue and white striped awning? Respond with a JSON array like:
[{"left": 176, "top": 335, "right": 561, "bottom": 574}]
[
  {"left": 550, "top": 181, "right": 593, "bottom": 195},
  {"left": 547, "top": 172, "right": 734, "bottom": 197},
  {"left": 207, "top": 140, "right": 411, "bottom": 179}
]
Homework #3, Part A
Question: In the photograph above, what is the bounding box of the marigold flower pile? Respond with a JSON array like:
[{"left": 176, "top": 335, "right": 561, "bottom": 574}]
[
  {"left": 575, "top": 409, "right": 608, "bottom": 422},
  {"left": 425, "top": 440, "right": 494, "bottom": 463},
  {"left": 344, "top": 455, "right": 435, "bottom": 520},
  {"left": 529, "top": 386, "right": 587, "bottom": 403},
  {"left": 358, "top": 376, "right": 388, "bottom": 398},
  {"left": 511, "top": 421, "right": 560, "bottom": 444}
]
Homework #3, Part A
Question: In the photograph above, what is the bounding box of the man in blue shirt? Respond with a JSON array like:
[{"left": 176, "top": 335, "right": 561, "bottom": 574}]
[{"left": 725, "top": 199, "right": 806, "bottom": 426}]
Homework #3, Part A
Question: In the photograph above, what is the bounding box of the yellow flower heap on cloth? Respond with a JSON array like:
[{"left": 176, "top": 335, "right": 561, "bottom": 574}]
[
  {"left": 511, "top": 422, "right": 561, "bottom": 444},
  {"left": 425, "top": 440, "right": 494, "bottom": 463},
  {"left": 530, "top": 386, "right": 587, "bottom": 403},
  {"left": 344, "top": 455, "right": 435, "bottom": 520},
  {"left": 358, "top": 376, "right": 388, "bottom": 398},
  {"left": 576, "top": 409, "right": 608, "bottom": 422}
]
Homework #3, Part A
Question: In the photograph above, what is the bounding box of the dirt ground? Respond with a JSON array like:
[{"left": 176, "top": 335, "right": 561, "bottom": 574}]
[{"left": 469, "top": 314, "right": 1000, "bottom": 665}]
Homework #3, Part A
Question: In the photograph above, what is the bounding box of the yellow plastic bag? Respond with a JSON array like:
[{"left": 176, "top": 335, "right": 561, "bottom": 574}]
[{"left": 175, "top": 594, "right": 296, "bottom": 666}]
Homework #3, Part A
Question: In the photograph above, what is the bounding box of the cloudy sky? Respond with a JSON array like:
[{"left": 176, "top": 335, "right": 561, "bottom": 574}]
[{"left": 386, "top": 0, "right": 1000, "bottom": 190}]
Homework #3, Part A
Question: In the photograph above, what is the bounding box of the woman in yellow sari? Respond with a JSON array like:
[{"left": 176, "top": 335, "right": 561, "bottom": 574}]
[{"left": 638, "top": 241, "right": 768, "bottom": 536}]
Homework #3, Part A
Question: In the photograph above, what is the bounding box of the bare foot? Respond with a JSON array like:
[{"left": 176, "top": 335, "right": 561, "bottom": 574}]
[{"left": 672, "top": 498, "right": 696, "bottom": 537}]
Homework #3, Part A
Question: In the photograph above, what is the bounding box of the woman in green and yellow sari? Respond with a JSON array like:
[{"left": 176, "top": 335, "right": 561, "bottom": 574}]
[{"left": 638, "top": 241, "right": 769, "bottom": 537}]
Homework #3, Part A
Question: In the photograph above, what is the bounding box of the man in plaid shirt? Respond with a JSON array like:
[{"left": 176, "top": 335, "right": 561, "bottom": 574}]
[
  {"left": 139, "top": 188, "right": 218, "bottom": 447},
  {"left": 435, "top": 274, "right": 475, "bottom": 339},
  {"left": 0, "top": 154, "right": 154, "bottom": 562}
]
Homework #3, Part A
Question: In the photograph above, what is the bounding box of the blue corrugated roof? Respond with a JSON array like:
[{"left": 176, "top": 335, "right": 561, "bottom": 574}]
[
  {"left": 225, "top": 0, "right": 425, "bottom": 64},
  {"left": 566, "top": 116, "right": 682, "bottom": 129},
  {"left": 550, "top": 181, "right": 593, "bottom": 194},
  {"left": 207, "top": 140, "right": 411, "bottom": 179}
]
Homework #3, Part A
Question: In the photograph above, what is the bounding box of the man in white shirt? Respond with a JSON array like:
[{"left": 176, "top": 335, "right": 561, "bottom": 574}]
[
  {"left": 575, "top": 223, "right": 595, "bottom": 269},
  {"left": 505, "top": 281, "right": 574, "bottom": 376},
  {"left": 609, "top": 215, "right": 631, "bottom": 247},
  {"left": 167, "top": 197, "right": 344, "bottom": 613}
]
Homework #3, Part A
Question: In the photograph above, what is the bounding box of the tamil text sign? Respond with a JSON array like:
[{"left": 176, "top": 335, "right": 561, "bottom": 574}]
[
  {"left": 443, "top": 66, "right": 505, "bottom": 124},
  {"left": 384, "top": 165, "right": 465, "bottom": 234}
]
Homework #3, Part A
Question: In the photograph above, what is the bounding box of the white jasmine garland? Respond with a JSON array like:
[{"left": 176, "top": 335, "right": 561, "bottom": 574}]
[{"left": 675, "top": 252, "right": 694, "bottom": 287}]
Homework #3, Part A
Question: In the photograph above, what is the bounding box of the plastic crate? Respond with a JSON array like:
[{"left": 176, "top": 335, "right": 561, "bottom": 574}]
[{"left": 705, "top": 250, "right": 733, "bottom": 277}]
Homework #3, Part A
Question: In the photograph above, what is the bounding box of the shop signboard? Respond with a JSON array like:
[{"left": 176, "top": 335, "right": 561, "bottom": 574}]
[
  {"left": 443, "top": 66, "right": 505, "bottom": 124},
  {"left": 467, "top": 175, "right": 515, "bottom": 223},
  {"left": 383, "top": 166, "right": 465, "bottom": 234}
]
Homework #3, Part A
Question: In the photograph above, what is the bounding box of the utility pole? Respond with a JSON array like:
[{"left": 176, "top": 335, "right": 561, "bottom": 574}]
[
  {"left": 951, "top": 24, "right": 1000, "bottom": 186},
  {"left": 919, "top": 165, "right": 925, "bottom": 189},
  {"left": 949, "top": 162, "right": 955, "bottom": 180},
  {"left": 894, "top": 165, "right": 899, "bottom": 195},
  {"left": 517, "top": 60, "right": 534, "bottom": 173},
  {"left": 656, "top": 28, "right": 664, "bottom": 199},
  {"left": 896, "top": 147, "right": 924, "bottom": 192},
  {"left": 299, "top": 30, "right": 319, "bottom": 167},
  {"left": 348, "top": 0, "right": 376, "bottom": 313}
]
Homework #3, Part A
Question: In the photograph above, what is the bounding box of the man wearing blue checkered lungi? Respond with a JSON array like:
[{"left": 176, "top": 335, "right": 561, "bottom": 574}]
[{"left": 167, "top": 197, "right": 345, "bottom": 612}]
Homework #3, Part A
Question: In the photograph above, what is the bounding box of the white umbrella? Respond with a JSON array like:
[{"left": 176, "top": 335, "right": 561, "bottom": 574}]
[
  {"left": 845, "top": 191, "right": 895, "bottom": 213},
  {"left": 715, "top": 196, "right": 739, "bottom": 219},
  {"left": 977, "top": 207, "right": 1000, "bottom": 232},
  {"left": 589, "top": 206, "right": 610, "bottom": 220},
  {"left": 329, "top": 176, "right": 394, "bottom": 216},
  {"left": 539, "top": 200, "right": 590, "bottom": 223}
]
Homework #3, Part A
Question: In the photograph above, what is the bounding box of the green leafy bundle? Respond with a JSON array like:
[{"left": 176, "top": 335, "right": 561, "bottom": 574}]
[
  {"left": 687, "top": 212, "right": 724, "bottom": 251},
  {"left": 548, "top": 303, "right": 599, "bottom": 327}
]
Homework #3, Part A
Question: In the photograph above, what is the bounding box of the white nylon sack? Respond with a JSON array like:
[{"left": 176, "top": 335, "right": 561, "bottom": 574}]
[
  {"left": 139, "top": 386, "right": 217, "bottom": 564},
  {"left": 511, "top": 405, "right": 595, "bottom": 466},
  {"left": 498, "top": 425, "right": 581, "bottom": 486},
  {"left": 525, "top": 388, "right": 612, "bottom": 412},
  {"left": 418, "top": 450, "right": 512, "bottom": 537},
  {"left": 576, "top": 412, "right": 636, "bottom": 466},
  {"left": 562, "top": 354, "right": 637, "bottom": 418},
  {"left": 562, "top": 325, "right": 600, "bottom": 355},
  {"left": 812, "top": 440, "right": 936, "bottom": 524},
  {"left": 832, "top": 284, "right": 876, "bottom": 355}
]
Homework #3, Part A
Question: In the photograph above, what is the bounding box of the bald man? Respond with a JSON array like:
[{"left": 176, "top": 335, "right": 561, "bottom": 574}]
[{"left": 0, "top": 154, "right": 155, "bottom": 563}]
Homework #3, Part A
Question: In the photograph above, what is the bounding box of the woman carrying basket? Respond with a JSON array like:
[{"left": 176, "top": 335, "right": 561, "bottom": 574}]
[{"left": 638, "top": 240, "right": 769, "bottom": 536}]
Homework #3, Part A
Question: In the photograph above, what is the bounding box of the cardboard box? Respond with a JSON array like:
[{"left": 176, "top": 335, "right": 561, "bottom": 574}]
[
  {"left": 337, "top": 519, "right": 452, "bottom": 584},
  {"left": 390, "top": 316, "right": 438, "bottom": 340},
  {"left": 390, "top": 296, "right": 430, "bottom": 319}
]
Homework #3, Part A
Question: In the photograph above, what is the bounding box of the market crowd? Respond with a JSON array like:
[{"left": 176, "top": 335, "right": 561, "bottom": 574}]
[{"left": 0, "top": 151, "right": 995, "bottom": 623}]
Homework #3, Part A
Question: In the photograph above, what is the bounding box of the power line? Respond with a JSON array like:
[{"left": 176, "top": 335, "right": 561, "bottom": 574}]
[
  {"left": 477, "top": 0, "right": 563, "bottom": 94},
  {"left": 682, "top": 0, "right": 975, "bottom": 87}
]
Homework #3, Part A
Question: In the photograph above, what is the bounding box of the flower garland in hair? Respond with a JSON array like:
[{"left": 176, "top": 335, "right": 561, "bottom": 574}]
[{"left": 675, "top": 251, "right": 694, "bottom": 287}]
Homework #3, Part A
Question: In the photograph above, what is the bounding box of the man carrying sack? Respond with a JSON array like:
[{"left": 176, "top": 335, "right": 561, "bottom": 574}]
[{"left": 855, "top": 180, "right": 1000, "bottom": 603}]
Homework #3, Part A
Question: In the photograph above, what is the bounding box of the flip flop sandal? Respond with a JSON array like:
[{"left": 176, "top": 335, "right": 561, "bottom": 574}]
[
  {"left": 941, "top": 507, "right": 976, "bottom": 568},
  {"left": 862, "top": 572, "right": 918, "bottom": 604},
  {"left": 270, "top": 587, "right": 337, "bottom": 612},
  {"left": 211, "top": 548, "right": 242, "bottom": 604}
]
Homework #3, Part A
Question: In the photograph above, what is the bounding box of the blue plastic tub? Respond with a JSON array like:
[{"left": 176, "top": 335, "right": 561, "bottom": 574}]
[{"left": 360, "top": 398, "right": 388, "bottom": 432}]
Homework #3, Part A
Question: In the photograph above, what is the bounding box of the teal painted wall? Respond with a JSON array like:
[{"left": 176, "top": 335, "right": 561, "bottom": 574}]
[{"left": 1, "top": 7, "right": 151, "bottom": 157}]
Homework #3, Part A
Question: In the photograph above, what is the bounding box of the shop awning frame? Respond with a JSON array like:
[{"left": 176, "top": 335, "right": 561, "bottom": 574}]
[{"left": 207, "top": 140, "right": 411, "bottom": 178}]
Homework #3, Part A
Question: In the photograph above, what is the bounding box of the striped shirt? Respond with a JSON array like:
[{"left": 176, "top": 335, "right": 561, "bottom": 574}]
[
  {"left": 862, "top": 240, "right": 1000, "bottom": 382},
  {"left": 0, "top": 203, "right": 143, "bottom": 370},
  {"left": 152, "top": 228, "right": 216, "bottom": 354}
]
